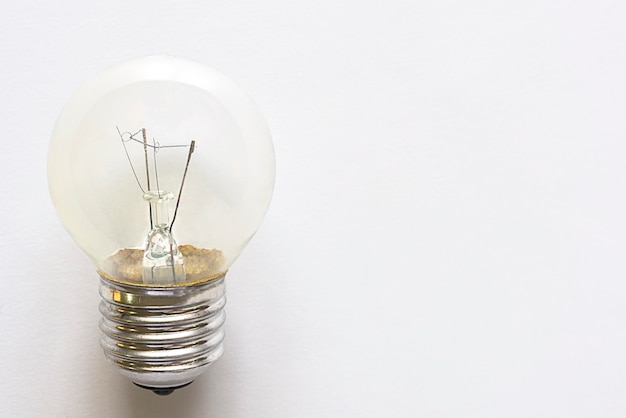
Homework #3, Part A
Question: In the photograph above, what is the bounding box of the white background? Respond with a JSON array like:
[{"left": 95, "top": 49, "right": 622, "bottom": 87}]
[{"left": 1, "top": 1, "right": 625, "bottom": 417}]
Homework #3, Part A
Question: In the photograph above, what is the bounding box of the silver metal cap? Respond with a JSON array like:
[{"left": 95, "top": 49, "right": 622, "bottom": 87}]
[{"left": 98, "top": 274, "right": 226, "bottom": 391}]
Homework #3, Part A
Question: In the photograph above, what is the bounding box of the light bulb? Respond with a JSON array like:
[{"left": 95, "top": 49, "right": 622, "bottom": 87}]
[{"left": 48, "top": 56, "right": 275, "bottom": 395}]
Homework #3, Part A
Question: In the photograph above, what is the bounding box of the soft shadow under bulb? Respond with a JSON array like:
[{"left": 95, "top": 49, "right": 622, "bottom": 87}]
[{"left": 48, "top": 56, "right": 275, "bottom": 395}]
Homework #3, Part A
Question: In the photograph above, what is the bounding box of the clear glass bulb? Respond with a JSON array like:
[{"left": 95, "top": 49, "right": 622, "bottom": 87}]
[{"left": 48, "top": 55, "right": 274, "bottom": 393}]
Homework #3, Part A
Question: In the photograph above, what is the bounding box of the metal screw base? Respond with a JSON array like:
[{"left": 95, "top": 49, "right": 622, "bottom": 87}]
[{"left": 98, "top": 274, "right": 226, "bottom": 389}]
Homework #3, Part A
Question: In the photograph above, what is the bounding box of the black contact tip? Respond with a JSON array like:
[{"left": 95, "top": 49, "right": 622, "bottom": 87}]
[{"left": 133, "top": 381, "right": 194, "bottom": 396}]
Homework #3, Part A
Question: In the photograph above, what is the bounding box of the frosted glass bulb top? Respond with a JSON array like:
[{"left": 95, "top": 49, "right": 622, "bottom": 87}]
[{"left": 48, "top": 56, "right": 275, "bottom": 286}]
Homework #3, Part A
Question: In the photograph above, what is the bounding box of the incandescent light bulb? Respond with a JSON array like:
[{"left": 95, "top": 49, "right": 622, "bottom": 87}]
[{"left": 48, "top": 56, "right": 275, "bottom": 395}]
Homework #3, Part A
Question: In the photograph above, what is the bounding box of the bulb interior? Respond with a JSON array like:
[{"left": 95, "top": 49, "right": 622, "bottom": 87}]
[{"left": 49, "top": 56, "right": 275, "bottom": 286}]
